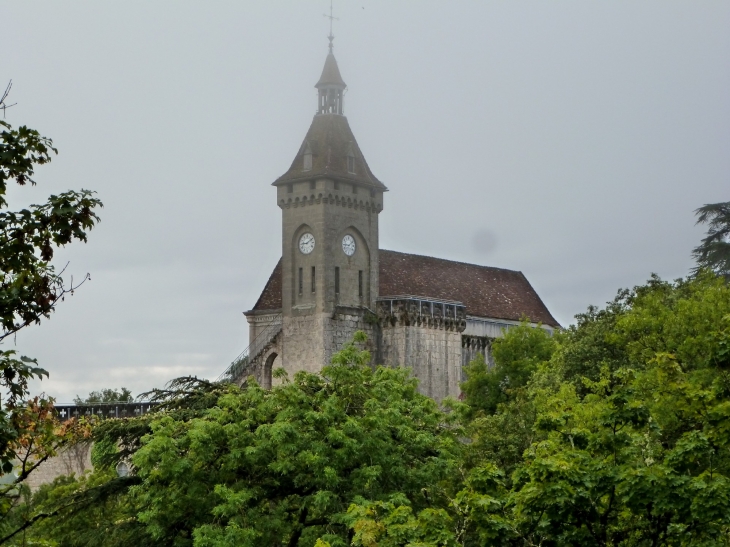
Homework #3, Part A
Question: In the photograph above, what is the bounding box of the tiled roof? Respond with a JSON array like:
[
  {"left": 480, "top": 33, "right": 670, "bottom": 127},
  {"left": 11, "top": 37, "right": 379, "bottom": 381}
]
[
  {"left": 250, "top": 259, "right": 282, "bottom": 311},
  {"left": 379, "top": 250, "right": 559, "bottom": 327},
  {"left": 250, "top": 251, "right": 559, "bottom": 327},
  {"left": 273, "top": 114, "right": 386, "bottom": 190},
  {"left": 316, "top": 53, "right": 346, "bottom": 88}
]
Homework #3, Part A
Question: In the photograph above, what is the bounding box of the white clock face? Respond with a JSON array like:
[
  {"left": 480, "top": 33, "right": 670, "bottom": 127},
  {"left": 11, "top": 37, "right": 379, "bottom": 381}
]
[
  {"left": 299, "top": 233, "right": 315, "bottom": 254},
  {"left": 342, "top": 235, "right": 356, "bottom": 256}
]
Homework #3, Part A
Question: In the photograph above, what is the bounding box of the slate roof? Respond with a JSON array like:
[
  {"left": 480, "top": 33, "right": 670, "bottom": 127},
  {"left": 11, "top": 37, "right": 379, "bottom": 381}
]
[
  {"left": 316, "top": 53, "right": 346, "bottom": 88},
  {"left": 250, "top": 251, "right": 560, "bottom": 327},
  {"left": 272, "top": 114, "right": 387, "bottom": 190}
]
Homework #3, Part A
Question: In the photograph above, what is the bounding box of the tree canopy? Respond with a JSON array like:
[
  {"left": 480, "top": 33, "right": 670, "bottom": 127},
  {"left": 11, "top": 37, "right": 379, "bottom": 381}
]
[
  {"left": 73, "top": 388, "right": 133, "bottom": 405},
  {"left": 11, "top": 271, "right": 730, "bottom": 546}
]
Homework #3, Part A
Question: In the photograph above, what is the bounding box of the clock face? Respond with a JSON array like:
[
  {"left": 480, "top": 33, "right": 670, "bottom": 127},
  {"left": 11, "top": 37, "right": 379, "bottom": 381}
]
[
  {"left": 299, "top": 233, "right": 315, "bottom": 254},
  {"left": 342, "top": 235, "right": 356, "bottom": 256}
]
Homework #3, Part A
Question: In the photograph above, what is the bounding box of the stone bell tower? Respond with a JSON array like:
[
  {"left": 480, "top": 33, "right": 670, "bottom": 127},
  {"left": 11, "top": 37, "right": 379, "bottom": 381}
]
[{"left": 271, "top": 36, "right": 387, "bottom": 376}]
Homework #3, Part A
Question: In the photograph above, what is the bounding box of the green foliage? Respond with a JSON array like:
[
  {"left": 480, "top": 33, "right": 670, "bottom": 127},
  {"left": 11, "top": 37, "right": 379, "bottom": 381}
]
[
  {"left": 90, "top": 437, "right": 118, "bottom": 470},
  {"left": 692, "top": 201, "right": 730, "bottom": 278},
  {"left": 0, "top": 88, "right": 101, "bottom": 543},
  {"left": 462, "top": 320, "right": 557, "bottom": 415},
  {"left": 1, "top": 86, "right": 102, "bottom": 343},
  {"left": 19, "top": 334, "right": 459, "bottom": 546},
  {"left": 481, "top": 274, "right": 730, "bottom": 545},
  {"left": 0, "top": 116, "right": 102, "bottom": 341},
  {"left": 74, "top": 388, "right": 133, "bottom": 405},
  {"left": 15, "top": 275, "right": 730, "bottom": 546}
]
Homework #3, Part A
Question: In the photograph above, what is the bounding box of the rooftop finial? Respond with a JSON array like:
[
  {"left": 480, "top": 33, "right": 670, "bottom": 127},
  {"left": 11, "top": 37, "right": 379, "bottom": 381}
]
[{"left": 324, "top": 1, "right": 338, "bottom": 53}]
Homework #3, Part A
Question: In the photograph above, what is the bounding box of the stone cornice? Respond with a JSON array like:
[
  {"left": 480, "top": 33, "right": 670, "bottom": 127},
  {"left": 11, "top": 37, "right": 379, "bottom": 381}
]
[
  {"left": 376, "top": 296, "right": 466, "bottom": 332},
  {"left": 278, "top": 192, "right": 382, "bottom": 213}
]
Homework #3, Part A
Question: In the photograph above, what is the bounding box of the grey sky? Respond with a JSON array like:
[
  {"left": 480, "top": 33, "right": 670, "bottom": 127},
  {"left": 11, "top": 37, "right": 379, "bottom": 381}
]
[{"left": 1, "top": 2, "right": 727, "bottom": 402}]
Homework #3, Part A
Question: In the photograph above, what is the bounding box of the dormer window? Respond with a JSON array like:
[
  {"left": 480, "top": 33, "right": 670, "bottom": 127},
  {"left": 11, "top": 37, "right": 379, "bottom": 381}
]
[
  {"left": 346, "top": 143, "right": 356, "bottom": 174},
  {"left": 302, "top": 141, "right": 313, "bottom": 172}
]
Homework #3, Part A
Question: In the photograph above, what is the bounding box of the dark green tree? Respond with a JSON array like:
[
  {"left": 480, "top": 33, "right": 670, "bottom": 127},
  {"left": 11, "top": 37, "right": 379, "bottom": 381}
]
[
  {"left": 692, "top": 200, "right": 730, "bottom": 279},
  {"left": 74, "top": 388, "right": 133, "bottom": 404}
]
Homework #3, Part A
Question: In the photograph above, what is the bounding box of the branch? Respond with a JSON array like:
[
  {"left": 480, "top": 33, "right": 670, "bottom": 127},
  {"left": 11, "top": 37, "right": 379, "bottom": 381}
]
[
  {"left": 0, "top": 475, "right": 140, "bottom": 545},
  {"left": 0, "top": 508, "right": 61, "bottom": 545},
  {"left": 0, "top": 270, "right": 91, "bottom": 343},
  {"left": 0, "top": 81, "right": 17, "bottom": 117}
]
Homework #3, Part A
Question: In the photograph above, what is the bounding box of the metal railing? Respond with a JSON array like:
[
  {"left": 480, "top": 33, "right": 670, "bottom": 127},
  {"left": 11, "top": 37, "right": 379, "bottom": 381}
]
[
  {"left": 53, "top": 401, "right": 159, "bottom": 422},
  {"left": 217, "top": 313, "right": 282, "bottom": 383}
]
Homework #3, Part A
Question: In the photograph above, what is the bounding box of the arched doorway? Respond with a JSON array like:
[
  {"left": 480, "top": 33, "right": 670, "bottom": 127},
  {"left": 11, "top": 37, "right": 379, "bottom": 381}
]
[{"left": 262, "top": 352, "right": 278, "bottom": 390}]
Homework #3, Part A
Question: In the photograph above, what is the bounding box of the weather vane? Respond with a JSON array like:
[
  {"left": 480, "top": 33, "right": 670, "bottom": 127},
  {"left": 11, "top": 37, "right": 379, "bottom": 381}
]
[{"left": 323, "top": 1, "right": 338, "bottom": 52}]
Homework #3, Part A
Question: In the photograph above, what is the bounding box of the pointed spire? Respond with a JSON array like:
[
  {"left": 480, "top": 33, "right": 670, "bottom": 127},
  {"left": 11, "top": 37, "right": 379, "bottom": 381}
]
[
  {"left": 316, "top": 53, "right": 346, "bottom": 89},
  {"left": 315, "top": 47, "right": 346, "bottom": 114},
  {"left": 316, "top": 1, "right": 346, "bottom": 115}
]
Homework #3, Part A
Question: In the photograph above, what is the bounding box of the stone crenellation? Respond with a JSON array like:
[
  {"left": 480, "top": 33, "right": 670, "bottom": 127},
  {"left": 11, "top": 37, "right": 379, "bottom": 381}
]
[{"left": 279, "top": 192, "right": 382, "bottom": 213}]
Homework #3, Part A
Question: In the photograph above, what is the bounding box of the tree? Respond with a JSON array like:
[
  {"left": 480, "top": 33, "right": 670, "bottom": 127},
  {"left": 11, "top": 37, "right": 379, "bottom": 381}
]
[
  {"left": 461, "top": 320, "right": 557, "bottom": 416},
  {"left": 74, "top": 388, "right": 133, "bottom": 404},
  {"left": 10, "top": 333, "right": 461, "bottom": 546},
  {"left": 692, "top": 200, "right": 730, "bottom": 279},
  {"left": 0, "top": 83, "right": 101, "bottom": 542},
  {"left": 459, "top": 273, "right": 730, "bottom": 545},
  {"left": 12, "top": 276, "right": 730, "bottom": 546}
]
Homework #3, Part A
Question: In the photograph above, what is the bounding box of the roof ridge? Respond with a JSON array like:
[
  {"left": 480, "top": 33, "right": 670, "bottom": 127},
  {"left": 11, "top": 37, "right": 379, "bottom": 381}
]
[{"left": 379, "top": 249, "right": 522, "bottom": 274}]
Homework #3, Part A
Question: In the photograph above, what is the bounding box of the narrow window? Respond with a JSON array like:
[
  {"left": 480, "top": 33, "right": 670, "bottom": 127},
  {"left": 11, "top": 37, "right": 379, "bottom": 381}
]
[
  {"left": 311, "top": 266, "right": 316, "bottom": 293},
  {"left": 287, "top": 184, "right": 293, "bottom": 194},
  {"left": 298, "top": 267, "right": 303, "bottom": 294},
  {"left": 335, "top": 267, "right": 340, "bottom": 294},
  {"left": 309, "top": 180, "right": 316, "bottom": 190},
  {"left": 334, "top": 181, "right": 340, "bottom": 190},
  {"left": 352, "top": 185, "right": 358, "bottom": 194},
  {"left": 347, "top": 155, "right": 355, "bottom": 174},
  {"left": 358, "top": 270, "right": 363, "bottom": 297},
  {"left": 303, "top": 153, "right": 312, "bottom": 171}
]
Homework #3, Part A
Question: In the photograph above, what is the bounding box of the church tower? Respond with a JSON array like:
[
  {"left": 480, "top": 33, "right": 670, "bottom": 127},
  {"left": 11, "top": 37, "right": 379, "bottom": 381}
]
[
  {"left": 272, "top": 38, "right": 387, "bottom": 375},
  {"left": 239, "top": 32, "right": 560, "bottom": 399}
]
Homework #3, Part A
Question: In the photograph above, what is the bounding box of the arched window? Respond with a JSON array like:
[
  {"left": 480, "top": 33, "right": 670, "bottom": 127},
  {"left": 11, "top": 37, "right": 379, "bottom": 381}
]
[{"left": 263, "top": 353, "right": 277, "bottom": 390}]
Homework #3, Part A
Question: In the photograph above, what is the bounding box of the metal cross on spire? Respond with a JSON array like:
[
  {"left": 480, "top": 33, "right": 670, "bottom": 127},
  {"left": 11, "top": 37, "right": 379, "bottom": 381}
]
[{"left": 323, "top": 1, "right": 338, "bottom": 53}]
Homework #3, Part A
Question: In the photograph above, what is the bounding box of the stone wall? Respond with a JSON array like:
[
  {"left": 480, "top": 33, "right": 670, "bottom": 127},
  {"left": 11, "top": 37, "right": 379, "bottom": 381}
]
[
  {"left": 380, "top": 325, "right": 463, "bottom": 401},
  {"left": 282, "top": 308, "right": 376, "bottom": 377},
  {"left": 22, "top": 443, "right": 93, "bottom": 492},
  {"left": 282, "top": 313, "right": 328, "bottom": 376},
  {"left": 325, "top": 307, "right": 377, "bottom": 365},
  {"left": 376, "top": 296, "right": 466, "bottom": 401},
  {"left": 246, "top": 311, "right": 282, "bottom": 361}
]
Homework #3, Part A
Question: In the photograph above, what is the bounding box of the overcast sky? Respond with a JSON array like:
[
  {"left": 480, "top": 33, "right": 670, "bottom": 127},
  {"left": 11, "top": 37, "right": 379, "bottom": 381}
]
[{"left": 2, "top": 2, "right": 728, "bottom": 402}]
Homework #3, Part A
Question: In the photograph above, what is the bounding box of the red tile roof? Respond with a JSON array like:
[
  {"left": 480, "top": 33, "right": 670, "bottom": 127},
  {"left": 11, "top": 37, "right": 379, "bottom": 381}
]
[
  {"left": 379, "top": 250, "right": 559, "bottom": 327},
  {"left": 250, "top": 251, "right": 559, "bottom": 327},
  {"left": 250, "top": 259, "right": 282, "bottom": 311}
]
